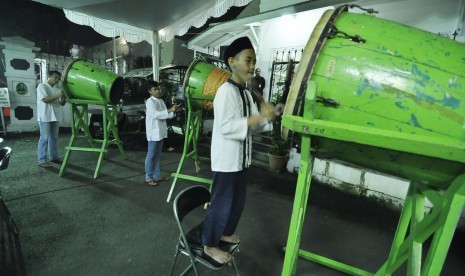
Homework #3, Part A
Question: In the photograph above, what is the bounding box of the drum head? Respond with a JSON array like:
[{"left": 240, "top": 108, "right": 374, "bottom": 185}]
[
  {"left": 282, "top": 9, "right": 336, "bottom": 140},
  {"left": 182, "top": 59, "right": 202, "bottom": 101},
  {"left": 182, "top": 59, "right": 231, "bottom": 111}
]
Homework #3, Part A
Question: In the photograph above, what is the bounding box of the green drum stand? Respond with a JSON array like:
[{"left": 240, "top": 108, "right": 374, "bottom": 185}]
[
  {"left": 166, "top": 60, "right": 231, "bottom": 202},
  {"left": 166, "top": 89, "right": 213, "bottom": 202},
  {"left": 281, "top": 5, "right": 465, "bottom": 276},
  {"left": 59, "top": 60, "right": 126, "bottom": 178}
]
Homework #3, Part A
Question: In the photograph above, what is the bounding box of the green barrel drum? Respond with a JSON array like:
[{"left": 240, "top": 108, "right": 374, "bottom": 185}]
[
  {"left": 183, "top": 59, "right": 231, "bottom": 111},
  {"left": 283, "top": 7, "right": 465, "bottom": 188},
  {"left": 62, "top": 59, "right": 124, "bottom": 104}
]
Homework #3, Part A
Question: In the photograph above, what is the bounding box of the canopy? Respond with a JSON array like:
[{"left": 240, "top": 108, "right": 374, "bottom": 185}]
[
  {"left": 33, "top": 0, "right": 252, "bottom": 44},
  {"left": 188, "top": 0, "right": 353, "bottom": 51}
]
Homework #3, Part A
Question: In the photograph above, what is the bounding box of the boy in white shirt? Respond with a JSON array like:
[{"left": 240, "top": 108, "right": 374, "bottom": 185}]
[
  {"left": 144, "top": 81, "right": 180, "bottom": 186},
  {"left": 202, "top": 37, "right": 276, "bottom": 264}
]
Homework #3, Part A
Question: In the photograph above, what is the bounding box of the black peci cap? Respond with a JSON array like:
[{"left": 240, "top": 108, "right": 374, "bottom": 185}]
[{"left": 223, "top": 37, "right": 254, "bottom": 67}]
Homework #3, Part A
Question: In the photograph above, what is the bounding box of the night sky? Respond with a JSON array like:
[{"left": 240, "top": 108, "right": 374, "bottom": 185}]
[{"left": 0, "top": 0, "right": 111, "bottom": 54}]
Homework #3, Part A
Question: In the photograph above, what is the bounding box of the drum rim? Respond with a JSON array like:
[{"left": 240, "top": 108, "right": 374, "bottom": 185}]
[
  {"left": 281, "top": 5, "right": 348, "bottom": 140},
  {"left": 61, "top": 59, "right": 83, "bottom": 100},
  {"left": 62, "top": 59, "right": 83, "bottom": 82},
  {"left": 182, "top": 59, "right": 204, "bottom": 100}
]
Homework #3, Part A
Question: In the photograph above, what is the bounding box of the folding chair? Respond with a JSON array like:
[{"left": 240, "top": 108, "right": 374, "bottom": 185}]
[
  {"left": 0, "top": 146, "right": 11, "bottom": 171},
  {"left": 0, "top": 146, "right": 18, "bottom": 235},
  {"left": 169, "top": 185, "right": 240, "bottom": 276}
]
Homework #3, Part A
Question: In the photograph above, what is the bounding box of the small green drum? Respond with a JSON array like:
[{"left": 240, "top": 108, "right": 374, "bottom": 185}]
[
  {"left": 283, "top": 7, "right": 465, "bottom": 188},
  {"left": 62, "top": 59, "right": 124, "bottom": 104},
  {"left": 183, "top": 60, "right": 231, "bottom": 111}
]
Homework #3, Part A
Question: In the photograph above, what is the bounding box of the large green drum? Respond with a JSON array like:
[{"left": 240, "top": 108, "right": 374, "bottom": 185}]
[
  {"left": 183, "top": 59, "right": 231, "bottom": 110},
  {"left": 284, "top": 7, "right": 465, "bottom": 188},
  {"left": 62, "top": 59, "right": 124, "bottom": 104}
]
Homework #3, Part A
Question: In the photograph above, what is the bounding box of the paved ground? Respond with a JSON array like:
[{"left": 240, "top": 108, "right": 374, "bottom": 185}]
[{"left": 1, "top": 130, "right": 464, "bottom": 275}]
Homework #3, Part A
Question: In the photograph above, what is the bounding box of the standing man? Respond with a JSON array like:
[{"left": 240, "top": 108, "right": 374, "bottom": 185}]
[
  {"left": 202, "top": 37, "right": 276, "bottom": 264},
  {"left": 37, "top": 71, "right": 65, "bottom": 168},
  {"left": 250, "top": 68, "right": 266, "bottom": 97}
]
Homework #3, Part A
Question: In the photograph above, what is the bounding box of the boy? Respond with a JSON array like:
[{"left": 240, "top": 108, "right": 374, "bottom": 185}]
[
  {"left": 144, "top": 81, "right": 180, "bottom": 186},
  {"left": 202, "top": 37, "right": 276, "bottom": 263}
]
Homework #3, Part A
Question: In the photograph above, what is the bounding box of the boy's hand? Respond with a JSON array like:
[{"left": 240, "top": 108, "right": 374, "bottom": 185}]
[
  {"left": 168, "top": 103, "right": 182, "bottom": 113},
  {"left": 260, "top": 103, "right": 276, "bottom": 122},
  {"left": 274, "top": 103, "right": 285, "bottom": 116}
]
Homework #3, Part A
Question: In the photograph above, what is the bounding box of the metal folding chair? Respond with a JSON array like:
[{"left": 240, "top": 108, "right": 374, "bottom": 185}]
[
  {"left": 0, "top": 146, "right": 11, "bottom": 171},
  {"left": 169, "top": 185, "right": 240, "bottom": 276},
  {"left": 0, "top": 146, "right": 18, "bottom": 235}
]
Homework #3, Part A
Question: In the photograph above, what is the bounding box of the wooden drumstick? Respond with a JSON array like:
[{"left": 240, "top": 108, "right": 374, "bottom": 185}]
[{"left": 250, "top": 89, "right": 284, "bottom": 115}]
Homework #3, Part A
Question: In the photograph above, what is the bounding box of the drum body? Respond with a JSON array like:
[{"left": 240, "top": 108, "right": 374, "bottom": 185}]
[
  {"left": 284, "top": 8, "right": 465, "bottom": 188},
  {"left": 183, "top": 60, "right": 231, "bottom": 110},
  {"left": 62, "top": 59, "right": 124, "bottom": 104}
]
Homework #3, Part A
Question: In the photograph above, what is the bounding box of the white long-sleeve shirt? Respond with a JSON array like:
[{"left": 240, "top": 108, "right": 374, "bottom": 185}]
[
  {"left": 145, "top": 96, "right": 174, "bottom": 141},
  {"left": 36, "top": 82, "right": 63, "bottom": 122},
  {"left": 211, "top": 80, "right": 272, "bottom": 172}
]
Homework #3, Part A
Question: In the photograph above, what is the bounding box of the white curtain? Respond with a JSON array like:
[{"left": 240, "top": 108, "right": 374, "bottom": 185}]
[
  {"left": 159, "top": 0, "right": 252, "bottom": 42},
  {"left": 64, "top": 9, "right": 153, "bottom": 44},
  {"left": 64, "top": 0, "right": 252, "bottom": 44}
]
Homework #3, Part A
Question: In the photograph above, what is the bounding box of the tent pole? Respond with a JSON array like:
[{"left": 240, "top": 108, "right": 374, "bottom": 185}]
[
  {"left": 112, "top": 37, "right": 117, "bottom": 73},
  {"left": 152, "top": 31, "right": 160, "bottom": 81}
]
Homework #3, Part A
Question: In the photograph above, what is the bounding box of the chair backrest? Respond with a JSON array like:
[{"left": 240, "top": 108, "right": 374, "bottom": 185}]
[
  {"left": 0, "top": 147, "right": 12, "bottom": 171},
  {"left": 173, "top": 185, "right": 210, "bottom": 223}
]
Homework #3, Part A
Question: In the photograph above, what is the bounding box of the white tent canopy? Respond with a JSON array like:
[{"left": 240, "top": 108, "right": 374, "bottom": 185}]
[
  {"left": 187, "top": 0, "right": 353, "bottom": 52},
  {"left": 34, "top": 0, "right": 252, "bottom": 80},
  {"left": 34, "top": 0, "right": 252, "bottom": 44}
]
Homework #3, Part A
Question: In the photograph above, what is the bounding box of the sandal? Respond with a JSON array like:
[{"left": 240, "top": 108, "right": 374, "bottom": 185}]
[
  {"left": 38, "top": 162, "right": 52, "bottom": 168},
  {"left": 155, "top": 177, "right": 170, "bottom": 182},
  {"left": 50, "top": 158, "right": 63, "bottom": 164},
  {"left": 145, "top": 179, "right": 158, "bottom": 186}
]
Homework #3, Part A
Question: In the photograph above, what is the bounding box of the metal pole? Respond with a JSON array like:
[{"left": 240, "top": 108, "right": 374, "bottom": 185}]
[
  {"left": 113, "top": 37, "right": 117, "bottom": 73},
  {"left": 152, "top": 31, "right": 160, "bottom": 81}
]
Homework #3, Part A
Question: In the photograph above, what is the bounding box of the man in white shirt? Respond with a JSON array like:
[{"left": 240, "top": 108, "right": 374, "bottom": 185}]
[
  {"left": 144, "top": 81, "right": 181, "bottom": 186},
  {"left": 37, "top": 71, "right": 65, "bottom": 168}
]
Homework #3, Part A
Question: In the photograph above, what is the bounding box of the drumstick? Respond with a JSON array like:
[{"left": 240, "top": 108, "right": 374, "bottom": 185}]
[{"left": 250, "top": 89, "right": 284, "bottom": 115}]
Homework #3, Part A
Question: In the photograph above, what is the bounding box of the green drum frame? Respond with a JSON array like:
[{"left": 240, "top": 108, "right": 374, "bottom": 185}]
[
  {"left": 62, "top": 59, "right": 124, "bottom": 104},
  {"left": 59, "top": 60, "right": 126, "bottom": 178},
  {"left": 282, "top": 5, "right": 465, "bottom": 276},
  {"left": 182, "top": 59, "right": 231, "bottom": 111}
]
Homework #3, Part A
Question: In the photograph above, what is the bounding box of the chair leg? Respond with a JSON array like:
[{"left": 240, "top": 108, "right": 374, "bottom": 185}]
[
  {"left": 232, "top": 258, "right": 240, "bottom": 276},
  {"left": 169, "top": 247, "right": 180, "bottom": 276},
  {"left": 180, "top": 263, "right": 195, "bottom": 276},
  {"left": 0, "top": 197, "right": 19, "bottom": 235}
]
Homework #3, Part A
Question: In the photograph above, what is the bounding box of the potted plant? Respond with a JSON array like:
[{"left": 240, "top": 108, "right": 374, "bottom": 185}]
[
  {"left": 267, "top": 90, "right": 289, "bottom": 170},
  {"left": 268, "top": 125, "right": 288, "bottom": 170}
]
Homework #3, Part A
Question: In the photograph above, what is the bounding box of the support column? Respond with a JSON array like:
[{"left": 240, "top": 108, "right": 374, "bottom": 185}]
[{"left": 152, "top": 31, "right": 160, "bottom": 81}]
